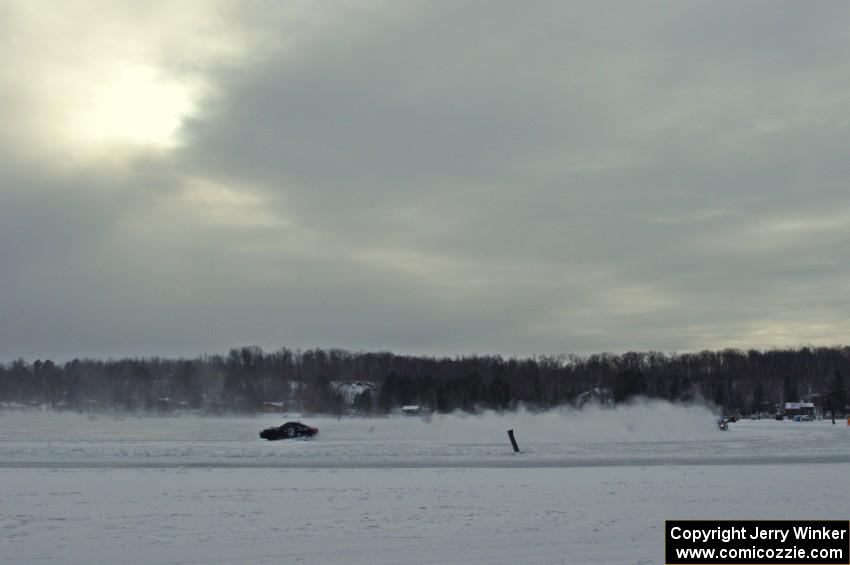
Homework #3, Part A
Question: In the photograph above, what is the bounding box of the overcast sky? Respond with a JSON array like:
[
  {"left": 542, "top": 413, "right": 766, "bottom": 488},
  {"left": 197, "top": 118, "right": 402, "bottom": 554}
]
[{"left": 2, "top": 1, "right": 850, "bottom": 361}]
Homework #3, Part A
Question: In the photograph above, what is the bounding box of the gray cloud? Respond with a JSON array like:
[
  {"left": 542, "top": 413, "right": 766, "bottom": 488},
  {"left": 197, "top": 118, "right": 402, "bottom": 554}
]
[{"left": 3, "top": 1, "right": 850, "bottom": 360}]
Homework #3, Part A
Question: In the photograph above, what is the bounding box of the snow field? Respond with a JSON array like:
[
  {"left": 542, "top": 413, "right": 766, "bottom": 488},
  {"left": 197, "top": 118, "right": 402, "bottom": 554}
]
[
  {"left": 1, "top": 402, "right": 849, "bottom": 564},
  {"left": 2, "top": 465, "right": 849, "bottom": 565}
]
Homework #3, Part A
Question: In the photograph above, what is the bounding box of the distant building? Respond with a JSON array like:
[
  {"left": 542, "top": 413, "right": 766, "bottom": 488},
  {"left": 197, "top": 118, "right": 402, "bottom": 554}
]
[
  {"left": 260, "top": 401, "right": 286, "bottom": 413},
  {"left": 575, "top": 387, "right": 612, "bottom": 407},
  {"left": 153, "top": 397, "right": 189, "bottom": 412},
  {"left": 784, "top": 401, "right": 815, "bottom": 419},
  {"left": 331, "top": 380, "right": 377, "bottom": 406}
]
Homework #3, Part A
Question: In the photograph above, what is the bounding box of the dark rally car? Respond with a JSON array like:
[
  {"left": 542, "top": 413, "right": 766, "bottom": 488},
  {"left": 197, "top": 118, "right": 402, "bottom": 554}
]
[{"left": 260, "top": 421, "right": 319, "bottom": 441}]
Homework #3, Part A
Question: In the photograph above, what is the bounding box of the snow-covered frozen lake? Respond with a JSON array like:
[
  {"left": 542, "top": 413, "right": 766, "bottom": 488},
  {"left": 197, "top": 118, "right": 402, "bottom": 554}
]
[{"left": 2, "top": 403, "right": 849, "bottom": 564}]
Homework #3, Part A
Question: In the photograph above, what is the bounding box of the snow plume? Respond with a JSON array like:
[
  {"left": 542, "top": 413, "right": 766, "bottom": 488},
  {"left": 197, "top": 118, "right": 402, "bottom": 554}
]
[{"left": 338, "top": 400, "right": 721, "bottom": 444}]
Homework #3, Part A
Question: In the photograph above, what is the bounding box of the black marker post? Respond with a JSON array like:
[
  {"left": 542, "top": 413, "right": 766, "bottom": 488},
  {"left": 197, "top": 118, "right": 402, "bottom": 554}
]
[{"left": 507, "top": 429, "right": 520, "bottom": 453}]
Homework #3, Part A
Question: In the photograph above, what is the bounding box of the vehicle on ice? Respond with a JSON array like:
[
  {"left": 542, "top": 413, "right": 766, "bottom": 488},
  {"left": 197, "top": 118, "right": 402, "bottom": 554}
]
[
  {"left": 717, "top": 415, "right": 738, "bottom": 430},
  {"left": 260, "top": 421, "right": 319, "bottom": 440}
]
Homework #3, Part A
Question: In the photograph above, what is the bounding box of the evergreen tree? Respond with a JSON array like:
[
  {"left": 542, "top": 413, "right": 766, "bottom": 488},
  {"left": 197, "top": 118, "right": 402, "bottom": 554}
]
[
  {"left": 613, "top": 369, "right": 647, "bottom": 403},
  {"left": 829, "top": 371, "right": 846, "bottom": 416},
  {"left": 783, "top": 374, "right": 799, "bottom": 403}
]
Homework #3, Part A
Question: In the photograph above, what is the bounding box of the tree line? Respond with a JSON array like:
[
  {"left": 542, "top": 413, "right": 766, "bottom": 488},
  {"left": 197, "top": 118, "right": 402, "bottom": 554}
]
[{"left": 0, "top": 346, "right": 847, "bottom": 416}]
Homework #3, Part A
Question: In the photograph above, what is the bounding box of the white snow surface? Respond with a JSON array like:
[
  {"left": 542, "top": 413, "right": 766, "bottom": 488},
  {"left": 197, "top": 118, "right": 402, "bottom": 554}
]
[
  {"left": 2, "top": 401, "right": 848, "bottom": 468},
  {"left": 2, "top": 402, "right": 849, "bottom": 564}
]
